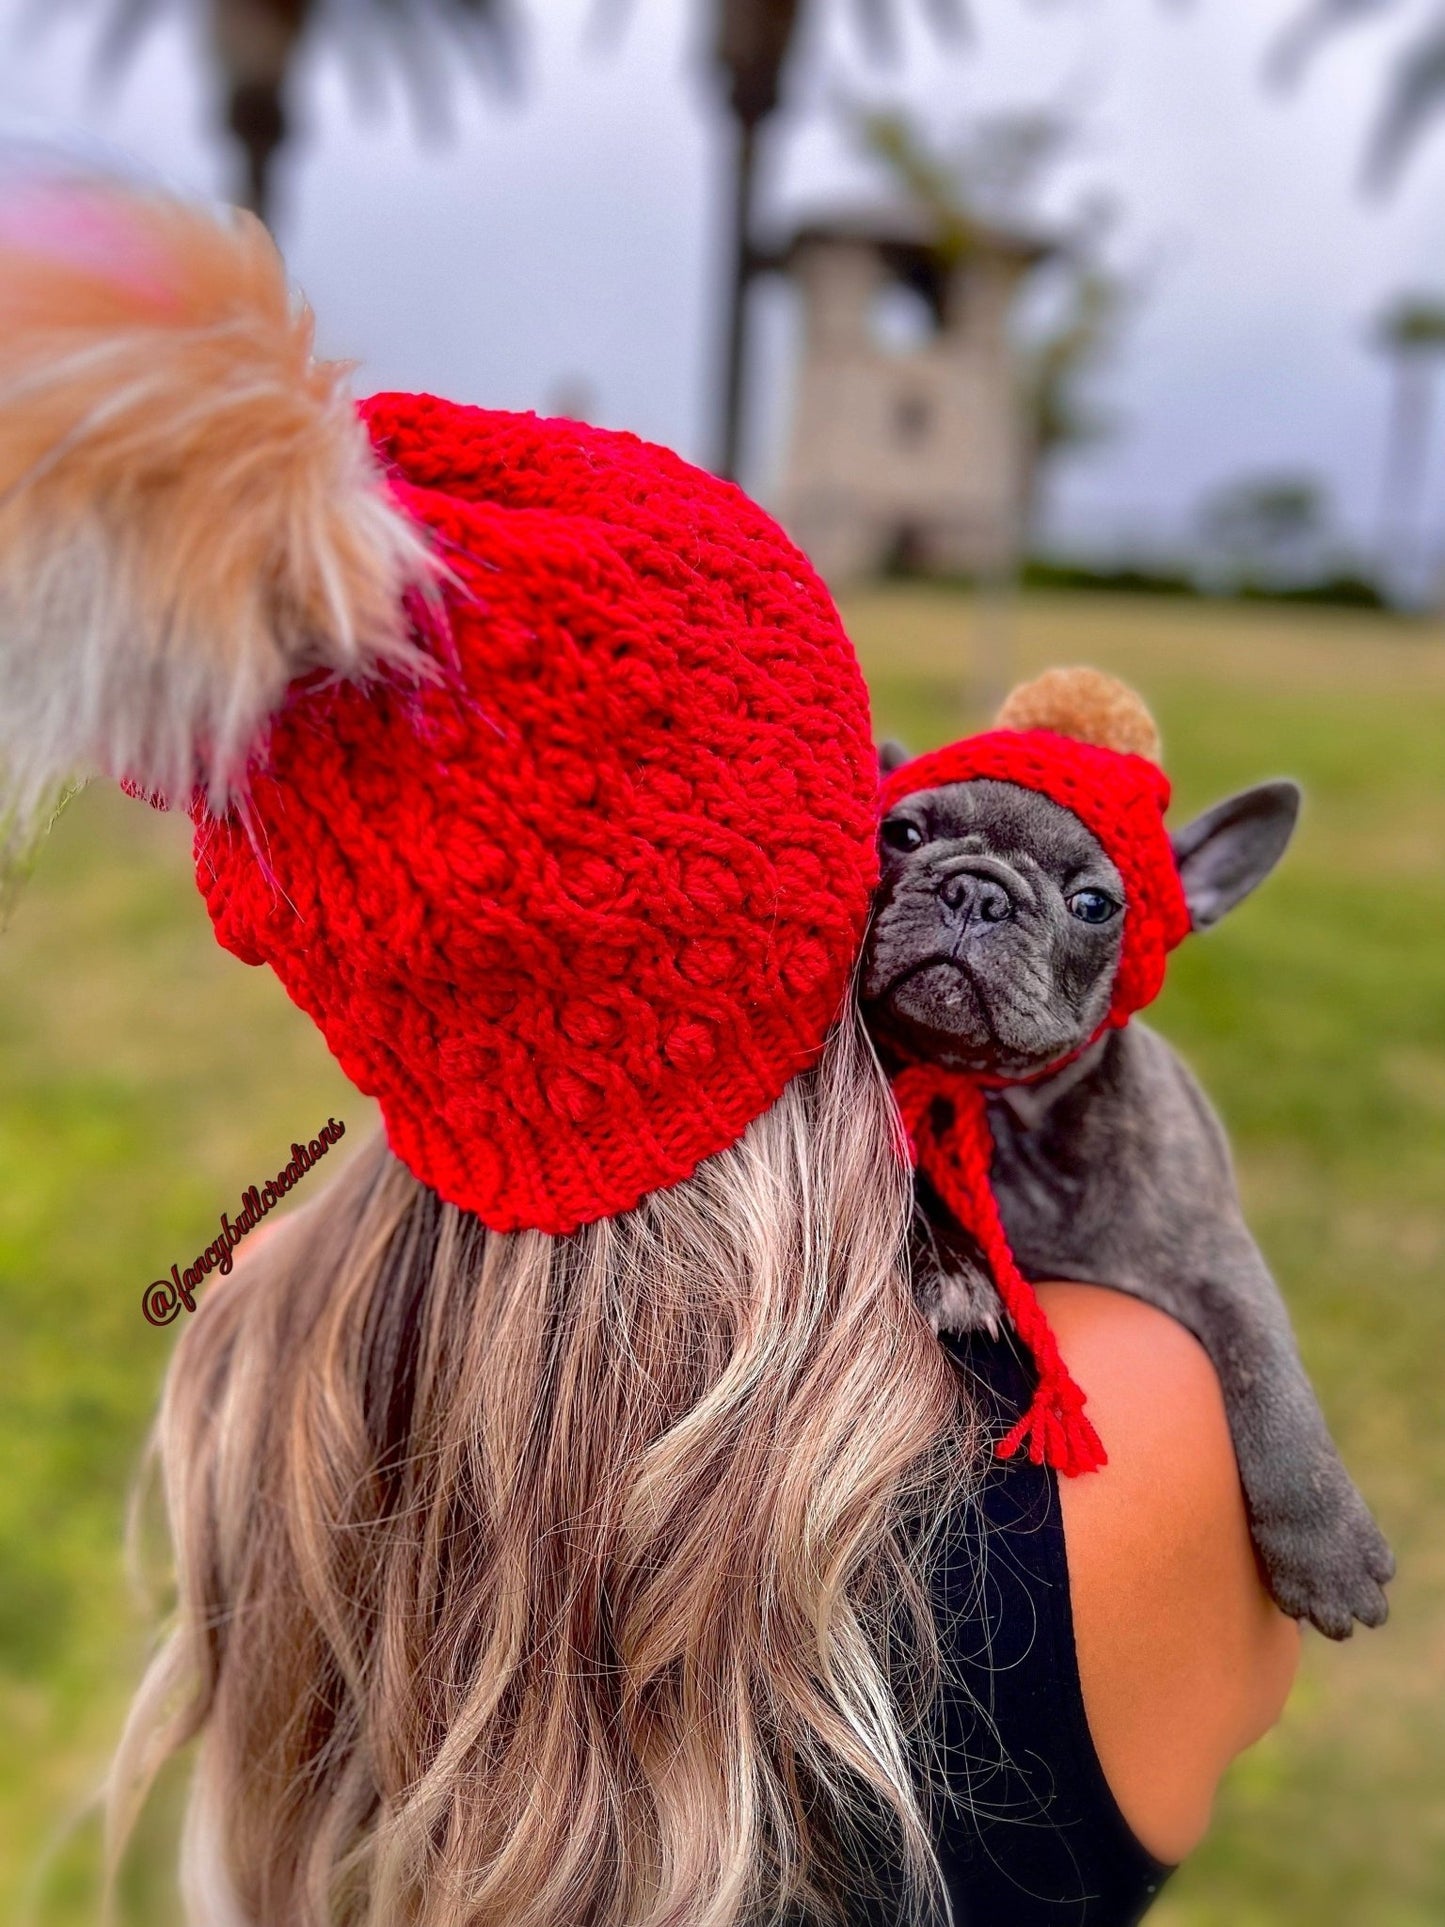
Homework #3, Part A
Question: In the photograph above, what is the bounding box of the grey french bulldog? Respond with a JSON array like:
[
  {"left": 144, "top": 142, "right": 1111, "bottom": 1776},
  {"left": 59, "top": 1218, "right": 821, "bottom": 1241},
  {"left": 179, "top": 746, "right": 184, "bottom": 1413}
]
[{"left": 865, "top": 682, "right": 1394, "bottom": 1640}]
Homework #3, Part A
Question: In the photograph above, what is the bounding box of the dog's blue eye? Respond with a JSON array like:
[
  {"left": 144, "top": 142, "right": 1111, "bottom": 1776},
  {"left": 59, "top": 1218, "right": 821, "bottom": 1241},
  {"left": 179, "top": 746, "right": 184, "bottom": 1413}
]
[
  {"left": 1068, "top": 889, "right": 1118, "bottom": 925},
  {"left": 882, "top": 819, "right": 925, "bottom": 853}
]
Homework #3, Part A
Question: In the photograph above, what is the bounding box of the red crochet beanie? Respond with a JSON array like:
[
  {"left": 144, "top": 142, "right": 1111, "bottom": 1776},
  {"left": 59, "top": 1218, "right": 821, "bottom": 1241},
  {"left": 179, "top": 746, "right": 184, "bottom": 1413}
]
[
  {"left": 0, "top": 181, "right": 878, "bottom": 1237},
  {"left": 192, "top": 397, "right": 880, "bottom": 1234},
  {"left": 881, "top": 670, "right": 1192, "bottom": 1475}
]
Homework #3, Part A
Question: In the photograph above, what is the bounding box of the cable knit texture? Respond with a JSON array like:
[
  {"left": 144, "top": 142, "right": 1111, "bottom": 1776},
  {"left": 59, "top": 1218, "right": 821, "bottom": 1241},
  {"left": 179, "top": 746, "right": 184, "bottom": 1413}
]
[
  {"left": 882, "top": 726, "right": 1193, "bottom": 1473},
  {"left": 194, "top": 395, "right": 880, "bottom": 1234}
]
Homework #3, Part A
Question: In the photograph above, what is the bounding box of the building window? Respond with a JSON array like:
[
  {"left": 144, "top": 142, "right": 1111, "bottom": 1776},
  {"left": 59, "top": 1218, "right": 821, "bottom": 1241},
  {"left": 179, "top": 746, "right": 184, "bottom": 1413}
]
[
  {"left": 895, "top": 393, "right": 932, "bottom": 444},
  {"left": 869, "top": 281, "right": 937, "bottom": 353}
]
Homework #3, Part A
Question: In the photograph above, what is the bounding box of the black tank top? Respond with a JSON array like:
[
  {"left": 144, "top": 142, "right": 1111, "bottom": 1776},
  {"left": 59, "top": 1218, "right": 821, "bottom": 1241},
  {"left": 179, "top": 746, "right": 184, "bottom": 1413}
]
[{"left": 845, "top": 1328, "right": 1175, "bottom": 1926}]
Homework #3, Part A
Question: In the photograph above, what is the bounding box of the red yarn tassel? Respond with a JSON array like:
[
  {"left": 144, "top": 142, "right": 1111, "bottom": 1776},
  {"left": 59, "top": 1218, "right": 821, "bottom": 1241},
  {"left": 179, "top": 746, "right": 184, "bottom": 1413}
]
[{"left": 893, "top": 1065, "right": 1107, "bottom": 1478}]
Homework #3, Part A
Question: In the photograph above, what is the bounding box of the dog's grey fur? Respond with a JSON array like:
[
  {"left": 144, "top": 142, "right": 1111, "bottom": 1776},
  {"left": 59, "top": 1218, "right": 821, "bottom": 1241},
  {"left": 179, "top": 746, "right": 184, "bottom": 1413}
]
[{"left": 864, "top": 772, "right": 1394, "bottom": 1638}]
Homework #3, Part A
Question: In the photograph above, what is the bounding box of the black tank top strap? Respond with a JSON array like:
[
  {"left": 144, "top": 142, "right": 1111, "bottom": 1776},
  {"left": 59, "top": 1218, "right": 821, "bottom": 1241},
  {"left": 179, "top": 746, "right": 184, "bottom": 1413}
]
[{"left": 918, "top": 1326, "right": 1175, "bottom": 1925}]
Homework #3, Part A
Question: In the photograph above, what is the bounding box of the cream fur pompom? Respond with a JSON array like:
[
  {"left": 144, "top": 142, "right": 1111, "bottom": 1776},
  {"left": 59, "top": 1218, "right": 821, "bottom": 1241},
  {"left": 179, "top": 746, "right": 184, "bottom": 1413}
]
[
  {"left": 0, "top": 163, "right": 436, "bottom": 851},
  {"left": 995, "top": 666, "right": 1163, "bottom": 763}
]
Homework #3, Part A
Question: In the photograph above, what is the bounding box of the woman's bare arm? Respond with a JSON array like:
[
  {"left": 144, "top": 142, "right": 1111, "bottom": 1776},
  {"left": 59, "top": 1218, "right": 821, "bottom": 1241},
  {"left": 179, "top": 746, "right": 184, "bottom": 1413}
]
[{"left": 1035, "top": 1281, "right": 1303, "bottom": 1866}]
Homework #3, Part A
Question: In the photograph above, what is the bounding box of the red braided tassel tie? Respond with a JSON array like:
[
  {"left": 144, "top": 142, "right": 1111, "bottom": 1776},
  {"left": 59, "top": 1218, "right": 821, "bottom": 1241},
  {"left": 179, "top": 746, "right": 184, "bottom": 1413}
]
[{"left": 893, "top": 1064, "right": 1107, "bottom": 1478}]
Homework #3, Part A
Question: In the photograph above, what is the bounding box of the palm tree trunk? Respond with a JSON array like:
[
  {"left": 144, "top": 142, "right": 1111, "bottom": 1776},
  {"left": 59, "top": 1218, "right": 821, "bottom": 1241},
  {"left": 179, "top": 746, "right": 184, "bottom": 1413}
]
[
  {"left": 210, "top": 0, "right": 309, "bottom": 228},
  {"left": 1378, "top": 354, "right": 1435, "bottom": 598},
  {"left": 228, "top": 78, "right": 286, "bottom": 223},
  {"left": 716, "top": 116, "right": 761, "bottom": 484}
]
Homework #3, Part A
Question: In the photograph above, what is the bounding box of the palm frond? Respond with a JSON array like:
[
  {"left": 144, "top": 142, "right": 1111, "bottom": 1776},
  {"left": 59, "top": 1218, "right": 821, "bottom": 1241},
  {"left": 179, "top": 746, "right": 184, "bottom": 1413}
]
[
  {"left": 849, "top": 0, "right": 970, "bottom": 56},
  {"left": 74, "top": 0, "right": 519, "bottom": 118},
  {"left": 1366, "top": 10, "right": 1445, "bottom": 187},
  {"left": 1374, "top": 292, "right": 1445, "bottom": 351},
  {"left": 1026, "top": 257, "right": 1131, "bottom": 461},
  {"left": 851, "top": 0, "right": 900, "bottom": 55},
  {"left": 344, "top": 0, "right": 519, "bottom": 135},
  {"left": 853, "top": 105, "right": 977, "bottom": 260},
  {"left": 1268, "top": 0, "right": 1445, "bottom": 192},
  {"left": 952, "top": 106, "right": 1072, "bottom": 224},
  {"left": 1265, "top": 0, "right": 1398, "bottom": 90},
  {"left": 918, "top": 0, "right": 969, "bottom": 35},
  {"left": 87, "top": 0, "right": 165, "bottom": 86}
]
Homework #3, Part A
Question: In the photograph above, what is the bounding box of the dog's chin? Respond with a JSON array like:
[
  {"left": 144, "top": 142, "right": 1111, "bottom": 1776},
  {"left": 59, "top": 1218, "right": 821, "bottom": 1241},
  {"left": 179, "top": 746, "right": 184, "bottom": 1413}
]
[{"left": 871, "top": 960, "right": 1078, "bottom": 1081}]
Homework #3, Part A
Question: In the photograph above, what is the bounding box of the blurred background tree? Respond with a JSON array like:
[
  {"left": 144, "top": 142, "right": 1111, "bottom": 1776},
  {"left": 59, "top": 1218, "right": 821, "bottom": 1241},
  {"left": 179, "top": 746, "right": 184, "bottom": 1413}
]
[
  {"left": 75, "top": 0, "right": 967, "bottom": 473},
  {"left": 1198, "top": 472, "right": 1334, "bottom": 589},
  {"left": 1017, "top": 214, "right": 1130, "bottom": 542},
  {"left": 698, "top": 0, "right": 966, "bottom": 477},
  {"left": 77, "top": 0, "right": 519, "bottom": 224},
  {"left": 855, "top": 102, "right": 1132, "bottom": 546},
  {"left": 1269, "top": 0, "right": 1445, "bottom": 187},
  {"left": 1270, "top": 1, "right": 1445, "bottom": 603},
  {"left": 845, "top": 102, "right": 1132, "bottom": 703}
]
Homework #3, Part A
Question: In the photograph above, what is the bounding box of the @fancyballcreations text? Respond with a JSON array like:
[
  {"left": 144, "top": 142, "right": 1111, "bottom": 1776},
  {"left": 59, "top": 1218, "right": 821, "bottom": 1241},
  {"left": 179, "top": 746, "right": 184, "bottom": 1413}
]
[{"left": 142, "top": 1120, "right": 346, "bottom": 1326}]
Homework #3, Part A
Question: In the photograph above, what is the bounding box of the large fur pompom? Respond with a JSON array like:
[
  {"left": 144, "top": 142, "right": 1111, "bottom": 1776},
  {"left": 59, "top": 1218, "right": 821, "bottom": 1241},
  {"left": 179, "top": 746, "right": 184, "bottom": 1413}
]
[
  {"left": 0, "top": 165, "right": 435, "bottom": 847},
  {"left": 995, "top": 666, "right": 1162, "bottom": 763}
]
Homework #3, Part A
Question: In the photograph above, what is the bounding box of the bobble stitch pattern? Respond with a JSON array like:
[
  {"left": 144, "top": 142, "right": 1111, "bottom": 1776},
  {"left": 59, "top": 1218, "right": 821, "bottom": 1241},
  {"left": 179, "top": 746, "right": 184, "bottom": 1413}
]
[{"left": 196, "top": 396, "right": 880, "bottom": 1235}]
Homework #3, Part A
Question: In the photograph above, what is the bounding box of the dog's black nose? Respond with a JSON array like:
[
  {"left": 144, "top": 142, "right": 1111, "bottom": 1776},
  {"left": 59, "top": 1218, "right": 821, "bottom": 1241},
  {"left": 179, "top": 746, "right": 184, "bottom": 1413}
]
[{"left": 938, "top": 872, "right": 1014, "bottom": 925}]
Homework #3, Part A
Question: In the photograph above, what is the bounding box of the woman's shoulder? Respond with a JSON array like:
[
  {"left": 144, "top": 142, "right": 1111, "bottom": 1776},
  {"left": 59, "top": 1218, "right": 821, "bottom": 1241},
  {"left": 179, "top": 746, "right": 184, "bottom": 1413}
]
[{"left": 1034, "top": 1282, "right": 1302, "bottom": 1865}]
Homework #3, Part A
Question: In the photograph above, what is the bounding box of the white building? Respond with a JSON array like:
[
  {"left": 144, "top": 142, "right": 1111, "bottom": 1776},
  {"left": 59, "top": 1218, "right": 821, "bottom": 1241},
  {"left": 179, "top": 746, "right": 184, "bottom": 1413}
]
[{"left": 774, "top": 208, "right": 1050, "bottom": 583}]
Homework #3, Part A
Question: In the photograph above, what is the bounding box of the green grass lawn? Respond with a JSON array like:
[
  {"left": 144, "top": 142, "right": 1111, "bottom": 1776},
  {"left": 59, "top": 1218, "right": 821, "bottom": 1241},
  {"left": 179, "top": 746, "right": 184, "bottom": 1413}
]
[{"left": 2, "top": 589, "right": 1442, "bottom": 1924}]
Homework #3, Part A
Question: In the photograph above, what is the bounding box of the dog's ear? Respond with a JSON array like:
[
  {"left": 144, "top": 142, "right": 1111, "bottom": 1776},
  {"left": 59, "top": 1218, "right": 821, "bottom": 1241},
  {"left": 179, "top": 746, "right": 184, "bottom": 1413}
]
[
  {"left": 879, "top": 740, "right": 911, "bottom": 774},
  {"left": 1172, "top": 781, "right": 1301, "bottom": 930}
]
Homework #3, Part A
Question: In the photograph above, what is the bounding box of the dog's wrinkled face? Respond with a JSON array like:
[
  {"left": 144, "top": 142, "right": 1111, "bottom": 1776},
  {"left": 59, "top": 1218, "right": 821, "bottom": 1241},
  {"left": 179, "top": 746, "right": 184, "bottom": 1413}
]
[{"left": 864, "top": 779, "right": 1126, "bottom": 1079}]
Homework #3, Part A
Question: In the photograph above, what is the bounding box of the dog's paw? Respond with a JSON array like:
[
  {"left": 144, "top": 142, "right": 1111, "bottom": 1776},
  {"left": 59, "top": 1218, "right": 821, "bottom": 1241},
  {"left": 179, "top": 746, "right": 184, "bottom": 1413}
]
[
  {"left": 919, "top": 1260, "right": 1006, "bottom": 1340},
  {"left": 1253, "top": 1476, "right": 1395, "bottom": 1640}
]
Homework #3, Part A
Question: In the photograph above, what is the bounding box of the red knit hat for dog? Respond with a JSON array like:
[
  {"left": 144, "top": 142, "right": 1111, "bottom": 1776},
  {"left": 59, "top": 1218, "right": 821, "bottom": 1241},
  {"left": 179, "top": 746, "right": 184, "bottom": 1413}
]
[
  {"left": 881, "top": 670, "right": 1192, "bottom": 1475},
  {"left": 0, "top": 181, "right": 878, "bottom": 1236},
  {"left": 883, "top": 721, "right": 1191, "bottom": 1033}
]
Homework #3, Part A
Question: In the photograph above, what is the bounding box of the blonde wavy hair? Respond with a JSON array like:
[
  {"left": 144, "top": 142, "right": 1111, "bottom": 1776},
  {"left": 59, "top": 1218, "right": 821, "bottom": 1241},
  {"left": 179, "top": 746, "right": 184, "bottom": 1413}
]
[{"left": 109, "top": 1011, "right": 974, "bottom": 1927}]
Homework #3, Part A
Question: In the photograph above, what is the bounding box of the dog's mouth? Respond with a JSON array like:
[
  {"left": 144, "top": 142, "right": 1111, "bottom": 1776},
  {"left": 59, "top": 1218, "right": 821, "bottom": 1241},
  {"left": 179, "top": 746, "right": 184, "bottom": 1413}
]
[
  {"left": 869, "top": 956, "right": 1076, "bottom": 1079},
  {"left": 869, "top": 957, "right": 1000, "bottom": 1065},
  {"left": 881, "top": 954, "right": 985, "bottom": 1008}
]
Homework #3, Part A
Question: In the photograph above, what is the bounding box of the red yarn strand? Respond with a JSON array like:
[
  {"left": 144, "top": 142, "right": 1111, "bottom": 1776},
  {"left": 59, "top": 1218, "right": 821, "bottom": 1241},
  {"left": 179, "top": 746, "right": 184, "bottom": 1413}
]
[{"left": 894, "top": 1064, "right": 1107, "bottom": 1478}]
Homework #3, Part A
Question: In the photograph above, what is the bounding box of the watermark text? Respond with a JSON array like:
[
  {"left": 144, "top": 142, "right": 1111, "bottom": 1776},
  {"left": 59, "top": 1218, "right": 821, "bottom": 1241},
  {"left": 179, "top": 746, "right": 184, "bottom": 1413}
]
[{"left": 142, "top": 1118, "right": 346, "bottom": 1326}]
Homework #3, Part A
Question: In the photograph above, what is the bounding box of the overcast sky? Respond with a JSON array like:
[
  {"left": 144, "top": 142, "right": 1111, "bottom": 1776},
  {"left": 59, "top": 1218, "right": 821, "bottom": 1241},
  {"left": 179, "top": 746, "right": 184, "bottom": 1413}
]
[{"left": 6, "top": 0, "right": 1445, "bottom": 559}]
